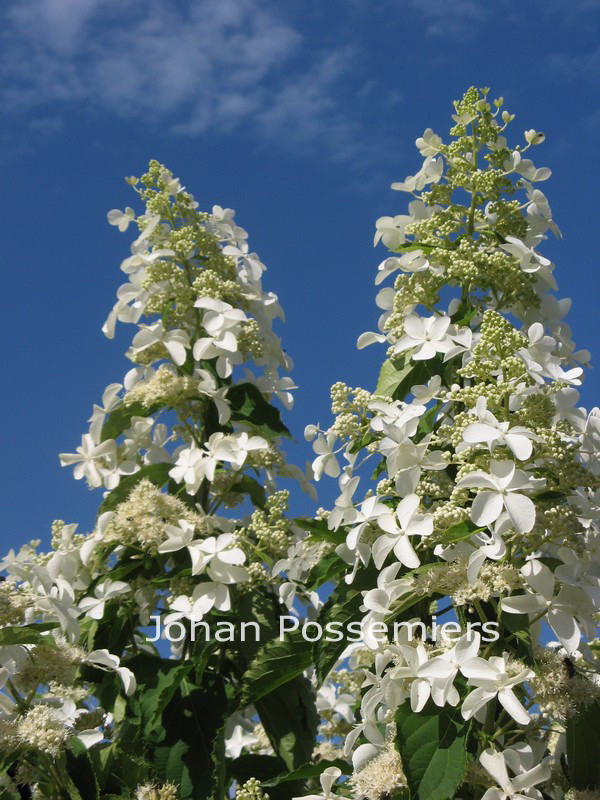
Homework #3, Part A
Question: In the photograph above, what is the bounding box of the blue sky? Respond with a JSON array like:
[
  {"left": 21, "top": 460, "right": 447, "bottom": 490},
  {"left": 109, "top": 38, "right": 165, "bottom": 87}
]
[{"left": 1, "top": 0, "right": 599, "bottom": 552}]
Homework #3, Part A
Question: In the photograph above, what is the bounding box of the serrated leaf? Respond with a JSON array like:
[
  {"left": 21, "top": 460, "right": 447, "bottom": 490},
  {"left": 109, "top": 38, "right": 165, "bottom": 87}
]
[
  {"left": 395, "top": 699, "right": 468, "bottom": 800},
  {"left": 375, "top": 354, "right": 442, "bottom": 402},
  {"left": 154, "top": 675, "right": 228, "bottom": 800},
  {"left": 235, "top": 592, "right": 319, "bottom": 771},
  {"left": 240, "top": 632, "right": 313, "bottom": 706},
  {"left": 254, "top": 676, "right": 318, "bottom": 771}
]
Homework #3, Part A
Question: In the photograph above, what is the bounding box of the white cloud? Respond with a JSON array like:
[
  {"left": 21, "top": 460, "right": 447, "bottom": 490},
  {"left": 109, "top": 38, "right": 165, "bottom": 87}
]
[
  {"left": 403, "top": 0, "right": 490, "bottom": 39},
  {"left": 0, "top": 0, "right": 395, "bottom": 162}
]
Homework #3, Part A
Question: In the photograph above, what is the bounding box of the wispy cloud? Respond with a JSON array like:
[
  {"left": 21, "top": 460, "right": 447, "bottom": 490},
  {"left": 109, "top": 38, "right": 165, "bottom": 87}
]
[
  {"left": 403, "top": 0, "right": 490, "bottom": 39},
  {"left": 0, "top": 0, "right": 399, "bottom": 163}
]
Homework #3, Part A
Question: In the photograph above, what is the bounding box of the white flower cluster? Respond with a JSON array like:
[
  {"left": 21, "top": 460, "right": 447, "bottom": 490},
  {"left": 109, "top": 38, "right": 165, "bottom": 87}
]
[
  {"left": 286, "top": 87, "right": 600, "bottom": 799},
  {"left": 0, "top": 162, "right": 309, "bottom": 795}
]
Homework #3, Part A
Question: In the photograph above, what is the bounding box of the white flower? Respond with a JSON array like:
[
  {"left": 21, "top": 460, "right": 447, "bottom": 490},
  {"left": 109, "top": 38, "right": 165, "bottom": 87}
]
[
  {"left": 129, "top": 321, "right": 190, "bottom": 366},
  {"left": 461, "top": 397, "right": 537, "bottom": 461},
  {"left": 251, "top": 368, "right": 297, "bottom": 410},
  {"left": 193, "top": 533, "right": 247, "bottom": 582},
  {"left": 84, "top": 649, "right": 137, "bottom": 695},
  {"left": 225, "top": 723, "right": 259, "bottom": 759},
  {"left": 391, "top": 156, "right": 443, "bottom": 193},
  {"left": 208, "top": 431, "right": 268, "bottom": 471},
  {"left": 192, "top": 330, "right": 241, "bottom": 378},
  {"left": 385, "top": 643, "right": 450, "bottom": 712},
  {"left": 519, "top": 323, "right": 583, "bottom": 386},
  {"left": 312, "top": 433, "right": 341, "bottom": 480},
  {"left": 293, "top": 767, "right": 341, "bottom": 800},
  {"left": 374, "top": 215, "right": 410, "bottom": 250},
  {"left": 195, "top": 296, "right": 247, "bottom": 335},
  {"left": 416, "top": 128, "right": 442, "bottom": 156},
  {"left": 500, "top": 236, "right": 556, "bottom": 290},
  {"left": 107, "top": 207, "right": 136, "bottom": 232},
  {"left": 467, "top": 514, "right": 509, "bottom": 582},
  {"left": 421, "top": 632, "right": 481, "bottom": 708},
  {"left": 59, "top": 434, "right": 118, "bottom": 488},
  {"left": 411, "top": 375, "right": 442, "bottom": 404},
  {"left": 197, "top": 369, "right": 231, "bottom": 424},
  {"left": 373, "top": 494, "right": 433, "bottom": 569},
  {"left": 78, "top": 579, "right": 130, "bottom": 620},
  {"left": 169, "top": 446, "right": 211, "bottom": 494},
  {"left": 345, "top": 496, "right": 390, "bottom": 552},
  {"left": 460, "top": 653, "right": 533, "bottom": 724},
  {"left": 392, "top": 314, "right": 454, "bottom": 361},
  {"left": 501, "top": 559, "right": 581, "bottom": 652},
  {"left": 479, "top": 746, "right": 550, "bottom": 800},
  {"left": 328, "top": 474, "right": 361, "bottom": 531},
  {"left": 88, "top": 383, "right": 123, "bottom": 442},
  {"left": 457, "top": 459, "right": 543, "bottom": 533}
]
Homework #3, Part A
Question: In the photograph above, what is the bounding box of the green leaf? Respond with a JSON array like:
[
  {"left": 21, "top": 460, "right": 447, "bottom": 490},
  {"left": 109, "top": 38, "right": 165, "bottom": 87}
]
[
  {"left": 100, "top": 401, "right": 161, "bottom": 442},
  {"left": 235, "top": 592, "right": 319, "bottom": 771},
  {"left": 313, "top": 564, "right": 377, "bottom": 685},
  {"left": 228, "top": 755, "right": 287, "bottom": 784},
  {"left": 305, "top": 552, "right": 347, "bottom": 591},
  {"left": 395, "top": 699, "right": 468, "bottom": 800},
  {"left": 91, "top": 742, "right": 149, "bottom": 793},
  {"left": 136, "top": 658, "right": 194, "bottom": 737},
  {"left": 415, "top": 402, "right": 442, "bottom": 440},
  {"left": 240, "top": 632, "right": 313, "bottom": 706},
  {"left": 0, "top": 624, "right": 58, "bottom": 646},
  {"left": 210, "top": 717, "right": 228, "bottom": 800},
  {"left": 437, "top": 520, "right": 486, "bottom": 544},
  {"left": 262, "top": 759, "right": 352, "bottom": 787},
  {"left": 65, "top": 738, "right": 100, "bottom": 800},
  {"left": 254, "top": 676, "right": 318, "bottom": 772},
  {"left": 293, "top": 517, "right": 344, "bottom": 545},
  {"left": 375, "top": 358, "right": 410, "bottom": 397},
  {"left": 375, "top": 354, "right": 441, "bottom": 402},
  {"left": 153, "top": 674, "right": 229, "bottom": 800},
  {"left": 231, "top": 474, "right": 267, "bottom": 508},
  {"left": 566, "top": 700, "right": 600, "bottom": 789},
  {"left": 97, "top": 463, "right": 172, "bottom": 516},
  {"left": 501, "top": 608, "right": 534, "bottom": 665},
  {"left": 228, "top": 382, "right": 292, "bottom": 439}
]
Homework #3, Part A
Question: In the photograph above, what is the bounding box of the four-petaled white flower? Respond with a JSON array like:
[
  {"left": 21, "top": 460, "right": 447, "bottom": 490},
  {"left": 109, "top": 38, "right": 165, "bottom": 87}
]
[
  {"left": 59, "top": 434, "right": 117, "bottom": 488},
  {"left": 460, "top": 653, "right": 533, "bottom": 724},
  {"left": 479, "top": 746, "right": 551, "bottom": 800},
  {"left": 107, "top": 207, "right": 136, "bottom": 232},
  {"left": 461, "top": 397, "right": 537, "bottom": 461},
  {"left": 78, "top": 579, "right": 130, "bottom": 620},
  {"left": 501, "top": 559, "right": 581, "bottom": 652},
  {"left": 457, "top": 459, "right": 544, "bottom": 533},
  {"left": 129, "top": 321, "right": 190, "bottom": 366},
  {"left": 392, "top": 314, "right": 454, "bottom": 361},
  {"left": 312, "top": 433, "right": 341, "bottom": 480},
  {"left": 373, "top": 493, "right": 433, "bottom": 569}
]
